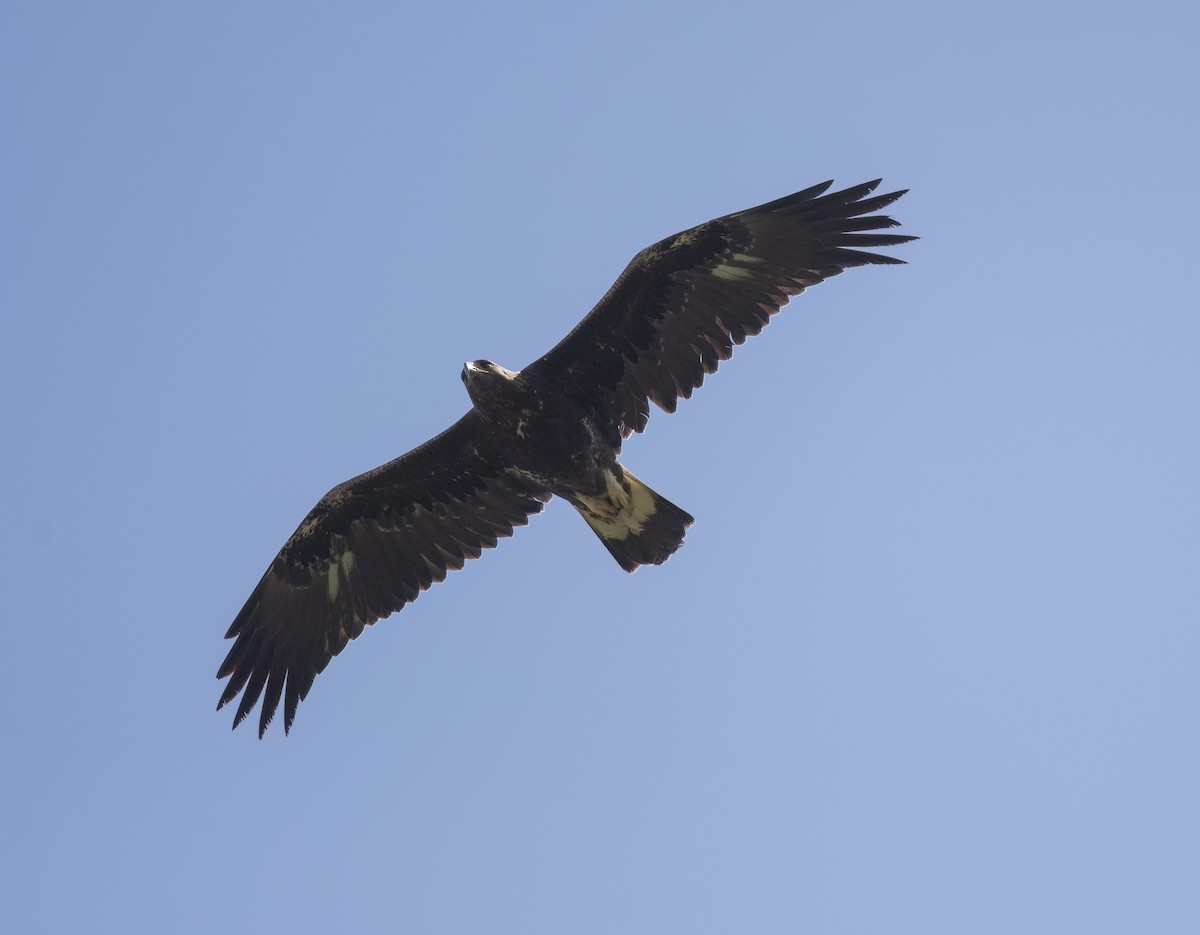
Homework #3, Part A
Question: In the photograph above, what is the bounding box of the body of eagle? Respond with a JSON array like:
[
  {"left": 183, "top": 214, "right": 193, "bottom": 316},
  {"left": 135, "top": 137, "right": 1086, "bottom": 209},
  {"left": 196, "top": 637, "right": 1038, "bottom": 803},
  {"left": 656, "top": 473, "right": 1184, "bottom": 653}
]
[{"left": 218, "top": 179, "right": 916, "bottom": 735}]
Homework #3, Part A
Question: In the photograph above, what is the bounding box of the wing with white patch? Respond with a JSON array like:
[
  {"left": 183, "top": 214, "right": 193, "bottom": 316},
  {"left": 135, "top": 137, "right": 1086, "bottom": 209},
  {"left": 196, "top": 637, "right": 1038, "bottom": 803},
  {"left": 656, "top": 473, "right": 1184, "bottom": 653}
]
[
  {"left": 217, "top": 411, "right": 550, "bottom": 737},
  {"left": 525, "top": 179, "right": 916, "bottom": 445}
]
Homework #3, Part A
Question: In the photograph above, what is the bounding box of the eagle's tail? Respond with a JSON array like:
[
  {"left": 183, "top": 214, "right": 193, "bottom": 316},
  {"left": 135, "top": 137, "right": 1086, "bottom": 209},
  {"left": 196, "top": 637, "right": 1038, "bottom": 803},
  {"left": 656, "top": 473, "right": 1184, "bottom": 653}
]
[{"left": 572, "top": 467, "right": 694, "bottom": 572}]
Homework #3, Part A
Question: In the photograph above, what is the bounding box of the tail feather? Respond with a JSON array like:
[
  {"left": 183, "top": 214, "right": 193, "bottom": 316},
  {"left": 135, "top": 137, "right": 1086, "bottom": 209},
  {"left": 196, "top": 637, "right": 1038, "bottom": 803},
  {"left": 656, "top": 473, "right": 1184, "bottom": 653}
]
[{"left": 574, "top": 468, "right": 694, "bottom": 572}]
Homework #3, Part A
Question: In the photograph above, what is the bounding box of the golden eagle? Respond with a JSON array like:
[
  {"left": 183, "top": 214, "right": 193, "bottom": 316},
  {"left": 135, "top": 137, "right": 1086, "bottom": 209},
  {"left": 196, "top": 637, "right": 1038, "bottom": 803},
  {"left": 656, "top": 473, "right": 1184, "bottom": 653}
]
[{"left": 218, "top": 179, "right": 915, "bottom": 735}]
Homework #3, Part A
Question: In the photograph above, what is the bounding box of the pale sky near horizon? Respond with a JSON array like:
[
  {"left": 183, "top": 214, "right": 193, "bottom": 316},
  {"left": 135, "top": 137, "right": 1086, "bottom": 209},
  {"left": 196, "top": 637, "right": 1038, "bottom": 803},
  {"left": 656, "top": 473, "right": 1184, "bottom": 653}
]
[{"left": 4, "top": 2, "right": 1199, "bottom": 933}]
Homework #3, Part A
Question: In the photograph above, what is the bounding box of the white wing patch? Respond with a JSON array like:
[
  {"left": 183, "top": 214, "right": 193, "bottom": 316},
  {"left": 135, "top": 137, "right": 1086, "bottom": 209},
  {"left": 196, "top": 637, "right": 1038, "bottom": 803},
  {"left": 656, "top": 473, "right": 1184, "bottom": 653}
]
[
  {"left": 710, "top": 253, "right": 765, "bottom": 282},
  {"left": 326, "top": 549, "right": 356, "bottom": 602}
]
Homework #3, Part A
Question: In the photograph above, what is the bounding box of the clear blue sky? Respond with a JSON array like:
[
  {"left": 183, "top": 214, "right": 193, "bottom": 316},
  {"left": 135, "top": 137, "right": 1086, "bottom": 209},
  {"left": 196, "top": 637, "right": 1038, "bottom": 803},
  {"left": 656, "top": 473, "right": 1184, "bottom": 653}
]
[{"left": 4, "top": 2, "right": 1198, "bottom": 933}]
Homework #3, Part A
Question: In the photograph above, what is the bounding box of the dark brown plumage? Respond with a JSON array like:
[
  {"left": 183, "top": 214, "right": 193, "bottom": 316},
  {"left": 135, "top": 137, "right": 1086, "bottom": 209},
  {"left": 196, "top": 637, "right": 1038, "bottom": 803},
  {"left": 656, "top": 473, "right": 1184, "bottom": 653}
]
[{"left": 218, "top": 179, "right": 916, "bottom": 735}]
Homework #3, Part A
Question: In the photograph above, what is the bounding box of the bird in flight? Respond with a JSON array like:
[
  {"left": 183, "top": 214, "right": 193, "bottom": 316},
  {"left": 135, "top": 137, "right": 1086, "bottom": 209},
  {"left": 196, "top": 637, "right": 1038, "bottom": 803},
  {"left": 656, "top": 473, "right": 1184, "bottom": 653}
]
[{"left": 218, "top": 179, "right": 916, "bottom": 736}]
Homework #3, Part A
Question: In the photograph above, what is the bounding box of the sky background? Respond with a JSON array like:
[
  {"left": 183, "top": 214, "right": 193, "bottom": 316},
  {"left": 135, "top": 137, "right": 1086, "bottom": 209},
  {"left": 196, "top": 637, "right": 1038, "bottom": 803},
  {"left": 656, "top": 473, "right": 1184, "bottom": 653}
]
[{"left": 4, "top": 2, "right": 1198, "bottom": 932}]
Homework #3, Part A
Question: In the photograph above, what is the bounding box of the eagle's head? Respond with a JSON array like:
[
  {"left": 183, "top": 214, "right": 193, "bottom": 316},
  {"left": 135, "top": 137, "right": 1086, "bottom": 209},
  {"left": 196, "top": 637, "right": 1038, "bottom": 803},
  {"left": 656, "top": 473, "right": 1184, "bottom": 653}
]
[{"left": 462, "top": 359, "right": 520, "bottom": 409}]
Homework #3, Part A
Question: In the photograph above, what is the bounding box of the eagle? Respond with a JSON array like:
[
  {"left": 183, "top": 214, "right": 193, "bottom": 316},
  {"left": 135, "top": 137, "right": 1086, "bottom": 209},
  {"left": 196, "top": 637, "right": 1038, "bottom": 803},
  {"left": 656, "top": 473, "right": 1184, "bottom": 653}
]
[{"left": 218, "top": 179, "right": 915, "bottom": 736}]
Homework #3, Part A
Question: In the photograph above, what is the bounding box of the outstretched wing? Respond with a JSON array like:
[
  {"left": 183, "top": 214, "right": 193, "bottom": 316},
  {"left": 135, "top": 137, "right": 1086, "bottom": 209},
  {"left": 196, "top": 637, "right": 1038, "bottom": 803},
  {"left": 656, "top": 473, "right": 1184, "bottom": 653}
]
[
  {"left": 524, "top": 179, "right": 915, "bottom": 445},
  {"left": 217, "top": 411, "right": 550, "bottom": 737}
]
